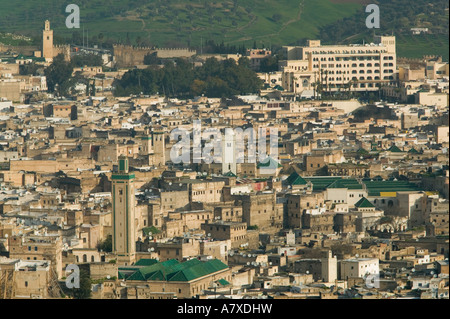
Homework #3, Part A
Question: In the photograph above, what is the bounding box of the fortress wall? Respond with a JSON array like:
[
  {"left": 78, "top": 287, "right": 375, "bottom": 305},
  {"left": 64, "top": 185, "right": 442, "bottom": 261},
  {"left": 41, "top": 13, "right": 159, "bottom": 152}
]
[
  {"left": 113, "top": 45, "right": 155, "bottom": 68},
  {"left": 113, "top": 45, "right": 197, "bottom": 68}
]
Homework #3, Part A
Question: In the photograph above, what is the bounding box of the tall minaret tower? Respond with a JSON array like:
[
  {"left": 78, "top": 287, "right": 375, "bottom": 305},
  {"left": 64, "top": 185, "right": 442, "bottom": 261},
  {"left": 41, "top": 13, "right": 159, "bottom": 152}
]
[
  {"left": 152, "top": 130, "right": 165, "bottom": 166},
  {"left": 42, "top": 20, "right": 54, "bottom": 61},
  {"left": 222, "top": 129, "right": 237, "bottom": 175},
  {"left": 112, "top": 155, "right": 136, "bottom": 266}
]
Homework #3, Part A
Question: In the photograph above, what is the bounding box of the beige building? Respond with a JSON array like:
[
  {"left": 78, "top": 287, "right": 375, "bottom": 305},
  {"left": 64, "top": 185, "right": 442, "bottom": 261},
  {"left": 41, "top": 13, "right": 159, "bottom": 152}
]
[
  {"left": 281, "top": 36, "right": 397, "bottom": 94},
  {"left": 0, "top": 258, "right": 54, "bottom": 299},
  {"left": 201, "top": 221, "right": 247, "bottom": 249},
  {"left": 8, "top": 235, "right": 63, "bottom": 279}
]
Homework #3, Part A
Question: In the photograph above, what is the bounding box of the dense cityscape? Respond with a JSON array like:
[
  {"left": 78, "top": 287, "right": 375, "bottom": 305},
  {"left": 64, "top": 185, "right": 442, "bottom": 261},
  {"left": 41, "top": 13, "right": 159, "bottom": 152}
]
[{"left": 0, "top": 13, "right": 448, "bottom": 302}]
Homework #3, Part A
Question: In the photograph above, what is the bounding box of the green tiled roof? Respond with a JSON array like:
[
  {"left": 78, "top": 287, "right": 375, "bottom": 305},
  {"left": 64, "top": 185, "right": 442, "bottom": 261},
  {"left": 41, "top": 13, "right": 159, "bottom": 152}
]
[
  {"left": 303, "top": 177, "right": 342, "bottom": 191},
  {"left": 134, "top": 258, "right": 159, "bottom": 266},
  {"left": 120, "top": 258, "right": 228, "bottom": 282},
  {"left": 388, "top": 145, "right": 403, "bottom": 153},
  {"left": 327, "top": 179, "right": 363, "bottom": 190},
  {"left": 223, "top": 171, "right": 237, "bottom": 177},
  {"left": 257, "top": 156, "right": 282, "bottom": 169},
  {"left": 217, "top": 278, "right": 230, "bottom": 286},
  {"left": 355, "top": 197, "right": 375, "bottom": 208},
  {"left": 363, "top": 180, "right": 420, "bottom": 196},
  {"left": 408, "top": 148, "right": 419, "bottom": 154},
  {"left": 286, "top": 172, "right": 308, "bottom": 186}
]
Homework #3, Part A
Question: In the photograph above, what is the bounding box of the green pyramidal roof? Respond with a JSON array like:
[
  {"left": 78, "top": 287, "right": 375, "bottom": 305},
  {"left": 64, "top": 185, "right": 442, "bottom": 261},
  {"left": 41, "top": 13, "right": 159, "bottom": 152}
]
[
  {"left": 355, "top": 197, "right": 375, "bottom": 208},
  {"left": 257, "top": 156, "right": 282, "bottom": 169},
  {"left": 388, "top": 145, "right": 403, "bottom": 153},
  {"left": 223, "top": 171, "right": 237, "bottom": 177},
  {"left": 286, "top": 172, "right": 308, "bottom": 185}
]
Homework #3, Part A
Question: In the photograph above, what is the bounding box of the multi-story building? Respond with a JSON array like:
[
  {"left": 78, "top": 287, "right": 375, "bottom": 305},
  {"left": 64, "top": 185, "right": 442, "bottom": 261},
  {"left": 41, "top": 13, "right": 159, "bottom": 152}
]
[
  {"left": 340, "top": 258, "right": 379, "bottom": 280},
  {"left": 281, "top": 36, "right": 397, "bottom": 95}
]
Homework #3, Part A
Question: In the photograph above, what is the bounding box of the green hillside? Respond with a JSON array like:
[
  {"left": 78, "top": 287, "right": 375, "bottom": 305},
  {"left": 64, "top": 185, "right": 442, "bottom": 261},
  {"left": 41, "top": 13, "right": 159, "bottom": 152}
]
[
  {"left": 0, "top": 0, "right": 448, "bottom": 59},
  {"left": 0, "top": 0, "right": 361, "bottom": 47}
]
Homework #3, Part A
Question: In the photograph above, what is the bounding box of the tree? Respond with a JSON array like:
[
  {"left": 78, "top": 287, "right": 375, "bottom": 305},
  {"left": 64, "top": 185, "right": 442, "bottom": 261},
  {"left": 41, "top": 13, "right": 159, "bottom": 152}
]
[
  {"left": 144, "top": 52, "right": 159, "bottom": 65},
  {"left": 71, "top": 53, "right": 103, "bottom": 67},
  {"left": 70, "top": 269, "right": 92, "bottom": 299},
  {"left": 97, "top": 235, "right": 112, "bottom": 252},
  {"left": 44, "top": 54, "right": 75, "bottom": 96},
  {"left": 260, "top": 56, "right": 278, "bottom": 72}
]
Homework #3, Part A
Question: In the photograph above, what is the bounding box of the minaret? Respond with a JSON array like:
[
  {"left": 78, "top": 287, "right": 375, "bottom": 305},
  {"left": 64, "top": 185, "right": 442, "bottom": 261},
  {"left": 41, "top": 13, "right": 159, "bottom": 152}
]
[
  {"left": 42, "top": 20, "right": 54, "bottom": 61},
  {"left": 222, "top": 129, "right": 237, "bottom": 175},
  {"left": 152, "top": 130, "right": 165, "bottom": 166},
  {"left": 112, "top": 155, "right": 136, "bottom": 266}
]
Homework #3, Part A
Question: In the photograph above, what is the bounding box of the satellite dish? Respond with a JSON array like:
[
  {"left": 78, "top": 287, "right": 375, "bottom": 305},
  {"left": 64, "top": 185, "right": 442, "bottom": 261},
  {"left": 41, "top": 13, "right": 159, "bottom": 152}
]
[
  {"left": 246, "top": 262, "right": 250, "bottom": 266},
  {"left": 106, "top": 275, "right": 111, "bottom": 279}
]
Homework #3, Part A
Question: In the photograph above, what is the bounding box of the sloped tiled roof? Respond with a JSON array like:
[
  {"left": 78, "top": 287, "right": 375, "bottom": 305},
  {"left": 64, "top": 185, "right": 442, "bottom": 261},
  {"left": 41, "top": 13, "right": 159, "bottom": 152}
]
[
  {"left": 354, "top": 197, "right": 375, "bottom": 208},
  {"left": 119, "top": 258, "right": 228, "bottom": 282},
  {"left": 257, "top": 156, "right": 282, "bottom": 169},
  {"left": 388, "top": 145, "right": 404, "bottom": 153},
  {"left": 286, "top": 172, "right": 308, "bottom": 186}
]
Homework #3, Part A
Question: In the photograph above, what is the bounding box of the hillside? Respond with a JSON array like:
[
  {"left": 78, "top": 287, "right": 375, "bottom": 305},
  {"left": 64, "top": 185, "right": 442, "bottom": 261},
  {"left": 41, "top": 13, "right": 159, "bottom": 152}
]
[{"left": 0, "top": 0, "right": 448, "bottom": 59}]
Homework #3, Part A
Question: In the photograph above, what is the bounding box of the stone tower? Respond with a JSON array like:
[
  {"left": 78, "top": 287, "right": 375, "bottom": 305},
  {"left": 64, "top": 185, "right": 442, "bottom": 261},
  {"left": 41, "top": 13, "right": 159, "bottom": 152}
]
[
  {"left": 152, "top": 130, "right": 165, "bottom": 166},
  {"left": 112, "top": 155, "right": 136, "bottom": 266},
  {"left": 42, "top": 20, "right": 53, "bottom": 61}
]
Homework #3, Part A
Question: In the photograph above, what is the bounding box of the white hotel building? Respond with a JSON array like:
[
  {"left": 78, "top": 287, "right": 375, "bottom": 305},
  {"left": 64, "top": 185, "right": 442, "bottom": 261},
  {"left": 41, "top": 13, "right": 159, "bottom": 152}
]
[{"left": 281, "top": 36, "right": 397, "bottom": 95}]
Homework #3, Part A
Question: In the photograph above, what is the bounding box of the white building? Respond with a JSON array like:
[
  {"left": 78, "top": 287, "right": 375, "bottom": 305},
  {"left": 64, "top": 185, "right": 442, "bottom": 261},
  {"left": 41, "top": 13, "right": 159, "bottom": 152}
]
[{"left": 340, "top": 258, "right": 379, "bottom": 279}]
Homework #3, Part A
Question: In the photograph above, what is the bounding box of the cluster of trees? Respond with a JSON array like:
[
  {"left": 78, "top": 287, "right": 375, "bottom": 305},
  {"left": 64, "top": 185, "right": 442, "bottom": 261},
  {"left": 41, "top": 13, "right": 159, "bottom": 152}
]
[
  {"left": 44, "top": 53, "right": 103, "bottom": 96},
  {"left": 71, "top": 53, "right": 103, "bottom": 67},
  {"left": 114, "top": 57, "right": 263, "bottom": 98}
]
